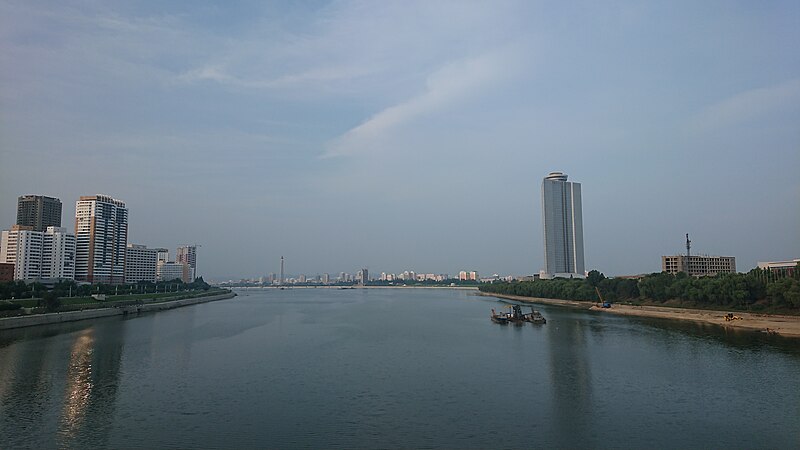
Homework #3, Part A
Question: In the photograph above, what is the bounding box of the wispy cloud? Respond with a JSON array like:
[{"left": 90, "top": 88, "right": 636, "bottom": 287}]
[
  {"left": 690, "top": 78, "right": 800, "bottom": 131},
  {"left": 322, "top": 51, "right": 515, "bottom": 158}
]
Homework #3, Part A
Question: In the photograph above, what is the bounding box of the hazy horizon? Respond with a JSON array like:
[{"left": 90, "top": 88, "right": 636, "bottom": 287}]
[{"left": 1, "top": 1, "right": 798, "bottom": 280}]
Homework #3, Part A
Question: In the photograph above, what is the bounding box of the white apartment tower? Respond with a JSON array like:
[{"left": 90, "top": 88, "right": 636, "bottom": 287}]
[
  {"left": 0, "top": 225, "right": 75, "bottom": 280},
  {"left": 74, "top": 195, "right": 128, "bottom": 284},
  {"left": 541, "top": 172, "right": 585, "bottom": 278},
  {"left": 42, "top": 226, "right": 76, "bottom": 279},
  {"left": 1, "top": 225, "right": 43, "bottom": 280}
]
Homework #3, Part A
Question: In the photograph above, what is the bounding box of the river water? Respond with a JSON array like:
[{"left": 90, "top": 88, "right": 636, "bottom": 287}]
[{"left": 1, "top": 288, "right": 798, "bottom": 449}]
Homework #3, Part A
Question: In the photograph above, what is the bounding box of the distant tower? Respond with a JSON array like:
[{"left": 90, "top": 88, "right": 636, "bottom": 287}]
[
  {"left": 279, "top": 256, "right": 285, "bottom": 285},
  {"left": 541, "top": 171, "right": 585, "bottom": 278},
  {"left": 17, "top": 195, "right": 62, "bottom": 232},
  {"left": 74, "top": 195, "right": 128, "bottom": 283},
  {"left": 685, "top": 233, "right": 691, "bottom": 274}
]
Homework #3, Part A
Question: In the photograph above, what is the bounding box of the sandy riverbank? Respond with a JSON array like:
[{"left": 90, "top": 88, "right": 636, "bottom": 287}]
[{"left": 478, "top": 292, "right": 800, "bottom": 338}]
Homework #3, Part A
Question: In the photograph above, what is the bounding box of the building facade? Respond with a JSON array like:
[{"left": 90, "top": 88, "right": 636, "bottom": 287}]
[
  {"left": 541, "top": 171, "right": 585, "bottom": 279},
  {"left": 1, "top": 226, "right": 43, "bottom": 280},
  {"left": 41, "top": 226, "right": 76, "bottom": 279},
  {"left": 74, "top": 195, "right": 128, "bottom": 284},
  {"left": 176, "top": 245, "right": 197, "bottom": 280},
  {"left": 157, "top": 261, "right": 192, "bottom": 282},
  {"left": 757, "top": 259, "right": 799, "bottom": 278},
  {"left": 0, "top": 262, "right": 13, "bottom": 282},
  {"left": 0, "top": 225, "right": 75, "bottom": 280},
  {"left": 125, "top": 244, "right": 158, "bottom": 283},
  {"left": 17, "top": 195, "right": 62, "bottom": 232},
  {"left": 662, "top": 255, "right": 736, "bottom": 276}
]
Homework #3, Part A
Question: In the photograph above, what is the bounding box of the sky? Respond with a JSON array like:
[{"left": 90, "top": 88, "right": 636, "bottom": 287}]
[{"left": 1, "top": 0, "right": 798, "bottom": 281}]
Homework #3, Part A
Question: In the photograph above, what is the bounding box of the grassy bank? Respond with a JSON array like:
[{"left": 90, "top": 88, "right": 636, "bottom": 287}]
[{"left": 0, "top": 288, "right": 229, "bottom": 318}]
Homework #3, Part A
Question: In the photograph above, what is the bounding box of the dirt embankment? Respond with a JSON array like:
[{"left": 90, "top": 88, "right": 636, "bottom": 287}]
[{"left": 478, "top": 292, "right": 800, "bottom": 338}]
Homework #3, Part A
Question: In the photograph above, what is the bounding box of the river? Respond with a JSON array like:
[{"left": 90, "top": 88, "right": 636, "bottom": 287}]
[{"left": 1, "top": 288, "right": 798, "bottom": 448}]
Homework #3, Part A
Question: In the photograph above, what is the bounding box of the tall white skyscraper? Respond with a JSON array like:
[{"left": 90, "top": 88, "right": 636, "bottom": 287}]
[
  {"left": 74, "top": 195, "right": 128, "bottom": 283},
  {"left": 541, "top": 171, "right": 585, "bottom": 278}
]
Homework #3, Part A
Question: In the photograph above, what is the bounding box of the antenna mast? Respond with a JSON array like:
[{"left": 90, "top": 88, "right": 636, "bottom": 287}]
[{"left": 685, "top": 234, "right": 691, "bottom": 274}]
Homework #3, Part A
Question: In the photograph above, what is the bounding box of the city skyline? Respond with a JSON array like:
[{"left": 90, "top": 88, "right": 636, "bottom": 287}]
[{"left": 1, "top": 1, "right": 798, "bottom": 279}]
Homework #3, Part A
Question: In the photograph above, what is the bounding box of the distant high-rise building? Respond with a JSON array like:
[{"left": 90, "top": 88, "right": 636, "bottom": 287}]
[
  {"left": 125, "top": 244, "right": 158, "bottom": 283},
  {"left": 280, "top": 256, "right": 285, "bottom": 285},
  {"left": 541, "top": 172, "right": 585, "bottom": 278},
  {"left": 176, "top": 245, "right": 197, "bottom": 281},
  {"left": 322, "top": 273, "right": 330, "bottom": 284},
  {"left": 357, "top": 268, "right": 369, "bottom": 284},
  {"left": 155, "top": 248, "right": 169, "bottom": 263},
  {"left": 74, "top": 195, "right": 128, "bottom": 283},
  {"left": 17, "top": 195, "right": 62, "bottom": 232}
]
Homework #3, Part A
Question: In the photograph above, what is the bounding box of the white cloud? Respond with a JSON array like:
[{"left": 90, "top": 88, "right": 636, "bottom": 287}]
[
  {"left": 322, "top": 51, "right": 515, "bottom": 158},
  {"left": 690, "top": 78, "right": 800, "bottom": 131}
]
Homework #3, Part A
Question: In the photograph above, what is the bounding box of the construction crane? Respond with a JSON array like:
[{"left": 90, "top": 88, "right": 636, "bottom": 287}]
[{"left": 595, "top": 286, "right": 611, "bottom": 308}]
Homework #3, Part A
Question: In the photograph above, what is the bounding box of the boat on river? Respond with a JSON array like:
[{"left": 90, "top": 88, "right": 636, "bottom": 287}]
[{"left": 490, "top": 305, "right": 546, "bottom": 325}]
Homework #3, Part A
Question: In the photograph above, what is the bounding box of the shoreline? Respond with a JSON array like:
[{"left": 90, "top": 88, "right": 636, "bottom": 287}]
[
  {"left": 0, "top": 290, "right": 236, "bottom": 331},
  {"left": 478, "top": 292, "right": 800, "bottom": 338},
  {"left": 231, "top": 285, "right": 480, "bottom": 290}
]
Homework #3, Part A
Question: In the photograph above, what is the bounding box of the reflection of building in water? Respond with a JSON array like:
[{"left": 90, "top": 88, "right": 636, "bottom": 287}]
[
  {"left": 60, "top": 329, "right": 95, "bottom": 437},
  {"left": 57, "top": 321, "right": 125, "bottom": 448},
  {"left": 546, "top": 318, "right": 592, "bottom": 445}
]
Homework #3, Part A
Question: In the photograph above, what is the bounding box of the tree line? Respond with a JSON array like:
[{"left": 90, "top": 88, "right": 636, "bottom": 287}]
[
  {"left": 479, "top": 265, "right": 800, "bottom": 312},
  {"left": 0, "top": 277, "right": 211, "bottom": 301}
]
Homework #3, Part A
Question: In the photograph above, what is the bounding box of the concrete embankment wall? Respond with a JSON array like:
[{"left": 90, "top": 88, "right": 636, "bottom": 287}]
[{"left": 0, "top": 291, "right": 236, "bottom": 331}]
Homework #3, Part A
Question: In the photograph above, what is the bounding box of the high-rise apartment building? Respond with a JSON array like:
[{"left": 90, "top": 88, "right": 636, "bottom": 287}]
[
  {"left": 125, "top": 244, "right": 158, "bottom": 283},
  {"left": 176, "top": 245, "right": 197, "bottom": 280},
  {"left": 74, "top": 195, "right": 128, "bottom": 283},
  {"left": 0, "top": 225, "right": 74, "bottom": 280},
  {"left": 541, "top": 171, "right": 585, "bottom": 278},
  {"left": 17, "top": 195, "right": 62, "bottom": 232},
  {"left": 42, "top": 226, "right": 76, "bottom": 279}
]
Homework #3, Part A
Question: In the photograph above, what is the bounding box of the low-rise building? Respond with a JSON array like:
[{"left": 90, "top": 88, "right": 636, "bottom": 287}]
[
  {"left": 125, "top": 244, "right": 158, "bottom": 283},
  {"left": 757, "top": 259, "right": 799, "bottom": 278},
  {"left": 157, "top": 261, "right": 192, "bottom": 282},
  {"left": 662, "top": 255, "right": 736, "bottom": 276},
  {"left": 0, "top": 262, "right": 14, "bottom": 282}
]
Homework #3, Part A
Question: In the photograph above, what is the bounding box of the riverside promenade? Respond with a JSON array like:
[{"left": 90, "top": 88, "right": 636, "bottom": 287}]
[{"left": 0, "top": 290, "right": 236, "bottom": 331}]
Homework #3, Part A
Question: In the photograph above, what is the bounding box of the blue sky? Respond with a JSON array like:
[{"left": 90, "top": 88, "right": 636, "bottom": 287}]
[{"left": 1, "top": 0, "right": 798, "bottom": 280}]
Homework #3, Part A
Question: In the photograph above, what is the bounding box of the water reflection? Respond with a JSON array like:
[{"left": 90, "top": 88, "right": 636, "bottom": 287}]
[
  {"left": 58, "top": 320, "right": 125, "bottom": 447},
  {"left": 59, "top": 329, "right": 94, "bottom": 439},
  {"left": 547, "top": 315, "right": 593, "bottom": 446}
]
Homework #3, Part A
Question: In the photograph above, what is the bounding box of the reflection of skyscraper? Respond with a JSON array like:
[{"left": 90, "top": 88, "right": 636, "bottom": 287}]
[
  {"left": 74, "top": 195, "right": 128, "bottom": 283},
  {"left": 541, "top": 172, "right": 585, "bottom": 278}
]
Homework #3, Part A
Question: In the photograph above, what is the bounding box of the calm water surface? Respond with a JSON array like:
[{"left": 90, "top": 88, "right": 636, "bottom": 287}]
[{"left": 1, "top": 288, "right": 798, "bottom": 449}]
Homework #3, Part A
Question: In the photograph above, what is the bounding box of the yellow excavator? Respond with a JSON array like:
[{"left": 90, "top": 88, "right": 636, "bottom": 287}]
[{"left": 724, "top": 313, "right": 742, "bottom": 321}]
